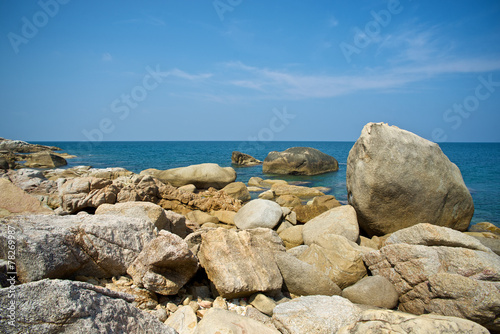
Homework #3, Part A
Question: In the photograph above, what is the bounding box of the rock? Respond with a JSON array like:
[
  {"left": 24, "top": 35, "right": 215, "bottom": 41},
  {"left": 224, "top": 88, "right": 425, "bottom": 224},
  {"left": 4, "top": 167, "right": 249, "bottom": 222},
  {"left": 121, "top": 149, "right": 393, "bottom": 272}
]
[
  {"left": 248, "top": 176, "right": 265, "bottom": 187},
  {"left": 0, "top": 156, "right": 8, "bottom": 169},
  {"left": 221, "top": 182, "right": 251, "bottom": 201},
  {"left": 0, "top": 279, "right": 177, "bottom": 333},
  {"left": 211, "top": 210, "right": 236, "bottom": 225},
  {"left": 278, "top": 225, "right": 304, "bottom": 249},
  {"left": 302, "top": 205, "right": 360, "bottom": 245},
  {"left": 286, "top": 245, "right": 309, "bottom": 258},
  {"left": 213, "top": 296, "right": 228, "bottom": 310},
  {"left": 276, "top": 220, "right": 293, "bottom": 234},
  {"left": 271, "top": 183, "right": 324, "bottom": 198},
  {"left": 234, "top": 199, "right": 283, "bottom": 230},
  {"left": 342, "top": 275, "right": 399, "bottom": 309},
  {"left": 275, "top": 252, "right": 341, "bottom": 297},
  {"left": 245, "top": 307, "right": 279, "bottom": 331},
  {"left": 346, "top": 122, "right": 474, "bottom": 236},
  {"left": 258, "top": 189, "right": 275, "bottom": 200},
  {"left": 104, "top": 276, "right": 159, "bottom": 310},
  {"left": 164, "top": 210, "right": 189, "bottom": 238},
  {"left": 470, "top": 222, "right": 500, "bottom": 236},
  {"left": 194, "top": 308, "right": 280, "bottom": 334},
  {"left": 247, "top": 186, "right": 263, "bottom": 192},
  {"left": 45, "top": 166, "right": 133, "bottom": 181},
  {"left": 299, "top": 234, "right": 366, "bottom": 289},
  {"left": 293, "top": 204, "right": 328, "bottom": 223},
  {"left": 263, "top": 147, "right": 339, "bottom": 175},
  {"left": 24, "top": 151, "right": 67, "bottom": 168},
  {"left": 0, "top": 178, "right": 53, "bottom": 216},
  {"left": 363, "top": 238, "right": 500, "bottom": 331},
  {"left": 186, "top": 210, "right": 219, "bottom": 225},
  {"left": 272, "top": 295, "right": 361, "bottom": 334},
  {"left": 59, "top": 177, "right": 119, "bottom": 213},
  {"left": 275, "top": 195, "right": 302, "bottom": 208},
  {"left": 249, "top": 293, "right": 277, "bottom": 316},
  {"left": 7, "top": 168, "right": 58, "bottom": 194},
  {"left": 127, "top": 230, "right": 198, "bottom": 295},
  {"left": 95, "top": 202, "right": 169, "bottom": 230},
  {"left": 471, "top": 235, "right": 500, "bottom": 256},
  {"left": 178, "top": 184, "right": 196, "bottom": 193},
  {"left": 0, "top": 214, "right": 157, "bottom": 282},
  {"left": 0, "top": 137, "right": 61, "bottom": 153},
  {"left": 197, "top": 228, "right": 284, "bottom": 298},
  {"left": 285, "top": 210, "right": 297, "bottom": 225},
  {"left": 165, "top": 305, "right": 198, "bottom": 334},
  {"left": 141, "top": 163, "right": 236, "bottom": 189},
  {"left": 232, "top": 151, "right": 262, "bottom": 166},
  {"left": 337, "top": 309, "right": 490, "bottom": 334},
  {"left": 311, "top": 195, "right": 341, "bottom": 209}
]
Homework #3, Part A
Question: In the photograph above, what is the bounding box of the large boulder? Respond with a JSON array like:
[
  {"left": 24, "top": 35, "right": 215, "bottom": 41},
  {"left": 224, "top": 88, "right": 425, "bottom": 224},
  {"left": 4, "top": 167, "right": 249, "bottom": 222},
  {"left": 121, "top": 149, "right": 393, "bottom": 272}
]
[
  {"left": 231, "top": 151, "right": 262, "bottom": 166},
  {"left": 95, "top": 202, "right": 169, "bottom": 230},
  {"left": 221, "top": 181, "right": 251, "bottom": 201},
  {"left": 302, "top": 205, "right": 359, "bottom": 244},
  {"left": 234, "top": 199, "right": 283, "bottom": 230},
  {"left": 271, "top": 183, "right": 324, "bottom": 198},
  {"left": 0, "top": 137, "right": 61, "bottom": 153},
  {"left": 197, "top": 228, "right": 284, "bottom": 298},
  {"left": 141, "top": 163, "right": 236, "bottom": 189},
  {"left": 59, "top": 177, "right": 119, "bottom": 213},
  {"left": 338, "top": 309, "right": 489, "bottom": 334},
  {"left": 263, "top": 147, "right": 339, "bottom": 175},
  {"left": 346, "top": 122, "right": 474, "bottom": 236},
  {"left": 342, "top": 275, "right": 399, "bottom": 309},
  {"left": 0, "top": 178, "right": 53, "bottom": 217},
  {"left": 0, "top": 214, "right": 157, "bottom": 283},
  {"left": 24, "top": 151, "right": 67, "bottom": 168},
  {"left": 363, "top": 224, "right": 500, "bottom": 331},
  {"left": 272, "top": 295, "right": 361, "bottom": 334},
  {"left": 194, "top": 308, "right": 280, "bottom": 334},
  {"left": 0, "top": 279, "right": 177, "bottom": 333},
  {"left": 127, "top": 230, "right": 198, "bottom": 295},
  {"left": 293, "top": 204, "right": 328, "bottom": 223}
]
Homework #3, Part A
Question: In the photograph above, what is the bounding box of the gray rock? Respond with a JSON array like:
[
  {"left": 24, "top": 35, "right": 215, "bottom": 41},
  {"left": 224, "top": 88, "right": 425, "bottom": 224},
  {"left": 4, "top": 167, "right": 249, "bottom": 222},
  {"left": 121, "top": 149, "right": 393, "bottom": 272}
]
[
  {"left": 127, "top": 230, "right": 198, "bottom": 295},
  {"left": 221, "top": 181, "right": 251, "bottom": 201},
  {"left": 141, "top": 163, "right": 236, "bottom": 189},
  {"left": 286, "top": 245, "right": 309, "bottom": 258},
  {"left": 347, "top": 122, "right": 474, "bottom": 236},
  {"left": 231, "top": 151, "right": 262, "bottom": 166},
  {"left": 165, "top": 305, "right": 198, "bottom": 334},
  {"left": 0, "top": 137, "right": 61, "bottom": 153},
  {"left": 263, "top": 147, "right": 339, "bottom": 175},
  {"left": 275, "top": 252, "right": 341, "bottom": 297},
  {"left": 234, "top": 199, "right": 283, "bottom": 230},
  {"left": 0, "top": 214, "right": 157, "bottom": 282},
  {"left": 302, "top": 205, "right": 359, "bottom": 244},
  {"left": 95, "top": 201, "right": 169, "bottom": 230},
  {"left": 272, "top": 295, "right": 361, "bottom": 334},
  {"left": 164, "top": 210, "right": 189, "bottom": 238},
  {"left": 194, "top": 308, "right": 280, "bottom": 334},
  {"left": 342, "top": 275, "right": 399, "bottom": 309},
  {"left": 0, "top": 279, "right": 177, "bottom": 333}
]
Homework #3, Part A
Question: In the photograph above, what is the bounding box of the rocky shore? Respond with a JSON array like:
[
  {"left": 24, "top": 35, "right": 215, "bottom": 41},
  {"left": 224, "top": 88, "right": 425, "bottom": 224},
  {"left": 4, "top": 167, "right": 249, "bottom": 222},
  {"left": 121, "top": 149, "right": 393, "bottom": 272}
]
[{"left": 0, "top": 123, "right": 499, "bottom": 333}]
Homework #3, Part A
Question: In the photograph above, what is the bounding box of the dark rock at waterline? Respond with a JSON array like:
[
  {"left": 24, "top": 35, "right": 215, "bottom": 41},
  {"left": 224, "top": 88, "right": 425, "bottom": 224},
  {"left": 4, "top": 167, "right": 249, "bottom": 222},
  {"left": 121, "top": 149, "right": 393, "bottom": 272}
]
[
  {"left": 232, "top": 151, "right": 262, "bottom": 166},
  {"left": 263, "top": 147, "right": 339, "bottom": 175}
]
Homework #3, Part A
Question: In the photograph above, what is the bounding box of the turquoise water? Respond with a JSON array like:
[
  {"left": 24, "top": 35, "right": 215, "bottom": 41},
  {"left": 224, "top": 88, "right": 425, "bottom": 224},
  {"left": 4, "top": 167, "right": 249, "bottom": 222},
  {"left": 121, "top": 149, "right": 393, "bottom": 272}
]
[{"left": 35, "top": 141, "right": 500, "bottom": 228}]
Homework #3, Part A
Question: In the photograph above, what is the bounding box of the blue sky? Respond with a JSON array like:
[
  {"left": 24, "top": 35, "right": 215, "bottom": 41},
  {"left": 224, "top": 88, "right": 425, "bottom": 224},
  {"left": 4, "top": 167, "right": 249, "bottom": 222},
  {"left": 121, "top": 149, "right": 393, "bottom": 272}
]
[{"left": 1, "top": 0, "right": 499, "bottom": 142}]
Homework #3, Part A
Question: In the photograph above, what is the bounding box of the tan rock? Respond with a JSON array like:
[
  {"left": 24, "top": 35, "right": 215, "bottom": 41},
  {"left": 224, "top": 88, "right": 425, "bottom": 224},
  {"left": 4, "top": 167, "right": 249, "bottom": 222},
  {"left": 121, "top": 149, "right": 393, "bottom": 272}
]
[
  {"left": 165, "top": 305, "right": 198, "bottom": 334},
  {"left": 293, "top": 204, "right": 328, "bottom": 223},
  {"left": 186, "top": 210, "right": 219, "bottom": 225},
  {"left": 342, "top": 275, "right": 399, "bottom": 309},
  {"left": 249, "top": 293, "right": 277, "bottom": 316},
  {"left": 95, "top": 202, "right": 169, "bottom": 230},
  {"left": 271, "top": 183, "right": 324, "bottom": 198},
  {"left": 221, "top": 182, "right": 251, "bottom": 201},
  {"left": 194, "top": 308, "right": 280, "bottom": 334},
  {"left": 0, "top": 178, "right": 53, "bottom": 216},
  {"left": 302, "top": 205, "right": 360, "bottom": 244},
  {"left": 311, "top": 195, "right": 341, "bottom": 209},
  {"left": 275, "top": 194, "right": 302, "bottom": 208},
  {"left": 279, "top": 225, "right": 304, "bottom": 249},
  {"left": 210, "top": 210, "right": 236, "bottom": 225},
  {"left": 24, "top": 151, "right": 67, "bottom": 168}
]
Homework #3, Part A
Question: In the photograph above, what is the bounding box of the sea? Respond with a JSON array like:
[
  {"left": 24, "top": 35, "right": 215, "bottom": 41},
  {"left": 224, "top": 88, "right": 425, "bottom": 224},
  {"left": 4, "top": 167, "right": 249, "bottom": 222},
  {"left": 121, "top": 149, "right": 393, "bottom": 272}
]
[{"left": 34, "top": 141, "right": 500, "bottom": 228}]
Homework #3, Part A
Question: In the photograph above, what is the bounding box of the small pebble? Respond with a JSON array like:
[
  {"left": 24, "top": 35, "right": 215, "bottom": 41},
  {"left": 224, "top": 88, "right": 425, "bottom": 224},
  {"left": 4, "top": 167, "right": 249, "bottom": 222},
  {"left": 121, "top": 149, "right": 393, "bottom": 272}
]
[
  {"left": 198, "top": 300, "right": 212, "bottom": 309},
  {"left": 213, "top": 296, "right": 228, "bottom": 310},
  {"left": 182, "top": 295, "right": 193, "bottom": 306},
  {"left": 166, "top": 302, "right": 178, "bottom": 313},
  {"left": 189, "top": 300, "right": 200, "bottom": 312}
]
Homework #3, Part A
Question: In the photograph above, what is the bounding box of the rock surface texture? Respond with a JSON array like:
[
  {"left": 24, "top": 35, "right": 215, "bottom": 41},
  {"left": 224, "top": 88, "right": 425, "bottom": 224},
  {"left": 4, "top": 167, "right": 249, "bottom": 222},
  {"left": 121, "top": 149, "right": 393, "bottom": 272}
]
[
  {"left": 263, "top": 147, "right": 339, "bottom": 175},
  {"left": 231, "top": 151, "right": 262, "bottom": 166},
  {"left": 346, "top": 122, "right": 474, "bottom": 236}
]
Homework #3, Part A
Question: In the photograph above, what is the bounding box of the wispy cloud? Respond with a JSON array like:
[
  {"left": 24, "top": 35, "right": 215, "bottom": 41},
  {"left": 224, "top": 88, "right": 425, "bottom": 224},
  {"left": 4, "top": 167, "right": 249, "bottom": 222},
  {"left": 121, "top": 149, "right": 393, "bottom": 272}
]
[{"left": 163, "top": 68, "right": 213, "bottom": 81}]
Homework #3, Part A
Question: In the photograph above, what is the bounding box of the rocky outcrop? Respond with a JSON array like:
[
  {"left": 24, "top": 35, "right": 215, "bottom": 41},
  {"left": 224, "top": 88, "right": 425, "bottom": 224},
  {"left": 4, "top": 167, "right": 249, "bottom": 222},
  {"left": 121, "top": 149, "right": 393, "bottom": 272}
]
[
  {"left": 197, "top": 228, "right": 284, "bottom": 298},
  {"left": 0, "top": 137, "right": 61, "bottom": 153},
  {"left": 127, "top": 230, "right": 198, "bottom": 295},
  {"left": 231, "top": 151, "right": 262, "bottom": 166},
  {"left": 95, "top": 202, "right": 169, "bottom": 230},
  {"left": 337, "top": 309, "right": 489, "bottom": 334},
  {"left": 347, "top": 122, "right": 474, "bottom": 236},
  {"left": 221, "top": 181, "right": 251, "bottom": 201},
  {"left": 0, "top": 214, "right": 157, "bottom": 282},
  {"left": 342, "top": 275, "right": 399, "bottom": 309},
  {"left": 234, "top": 199, "right": 283, "bottom": 230},
  {"left": 194, "top": 308, "right": 280, "bottom": 334},
  {"left": 0, "top": 178, "right": 53, "bottom": 217},
  {"left": 24, "top": 151, "right": 67, "bottom": 168},
  {"left": 271, "top": 183, "right": 324, "bottom": 198},
  {"left": 0, "top": 279, "right": 177, "bottom": 333},
  {"left": 363, "top": 224, "right": 500, "bottom": 331},
  {"left": 302, "top": 205, "right": 359, "bottom": 245},
  {"left": 311, "top": 195, "right": 341, "bottom": 209},
  {"left": 272, "top": 295, "right": 361, "bottom": 334},
  {"left": 45, "top": 166, "right": 134, "bottom": 181},
  {"left": 263, "top": 147, "right": 339, "bottom": 175},
  {"left": 293, "top": 204, "right": 328, "bottom": 223},
  {"left": 141, "top": 163, "right": 236, "bottom": 189}
]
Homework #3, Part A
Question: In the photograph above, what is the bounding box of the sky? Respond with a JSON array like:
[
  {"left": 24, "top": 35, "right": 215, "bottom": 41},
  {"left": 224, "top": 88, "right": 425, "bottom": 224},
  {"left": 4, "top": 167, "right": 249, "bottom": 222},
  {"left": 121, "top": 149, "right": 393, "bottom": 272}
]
[{"left": 0, "top": 0, "right": 499, "bottom": 143}]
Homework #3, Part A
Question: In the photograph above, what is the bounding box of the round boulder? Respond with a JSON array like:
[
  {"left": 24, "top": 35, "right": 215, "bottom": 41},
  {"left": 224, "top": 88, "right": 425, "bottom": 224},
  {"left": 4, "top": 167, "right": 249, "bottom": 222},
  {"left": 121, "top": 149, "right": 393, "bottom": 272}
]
[
  {"left": 234, "top": 199, "right": 283, "bottom": 230},
  {"left": 347, "top": 123, "right": 474, "bottom": 236},
  {"left": 342, "top": 275, "right": 399, "bottom": 309},
  {"left": 263, "top": 147, "right": 339, "bottom": 175}
]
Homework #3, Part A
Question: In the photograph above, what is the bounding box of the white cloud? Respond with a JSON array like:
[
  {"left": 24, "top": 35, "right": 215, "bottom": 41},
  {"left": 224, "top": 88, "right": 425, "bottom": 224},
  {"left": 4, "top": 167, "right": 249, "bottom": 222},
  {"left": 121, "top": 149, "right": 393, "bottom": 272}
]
[{"left": 102, "top": 53, "right": 113, "bottom": 62}]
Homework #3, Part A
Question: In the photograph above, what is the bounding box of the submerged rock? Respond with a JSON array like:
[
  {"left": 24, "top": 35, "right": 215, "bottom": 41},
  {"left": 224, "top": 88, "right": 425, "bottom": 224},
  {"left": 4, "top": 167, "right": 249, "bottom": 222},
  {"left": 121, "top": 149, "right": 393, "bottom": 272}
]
[{"left": 263, "top": 147, "right": 339, "bottom": 175}]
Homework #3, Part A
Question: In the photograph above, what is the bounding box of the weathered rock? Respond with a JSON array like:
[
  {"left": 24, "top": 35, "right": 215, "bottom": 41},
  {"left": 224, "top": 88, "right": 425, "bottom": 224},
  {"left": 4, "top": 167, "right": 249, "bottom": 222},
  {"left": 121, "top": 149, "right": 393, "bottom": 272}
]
[
  {"left": 311, "top": 195, "right": 341, "bottom": 209},
  {"left": 0, "top": 214, "right": 157, "bottom": 282},
  {"left": 141, "top": 163, "right": 236, "bottom": 189},
  {"left": 95, "top": 202, "right": 169, "bottom": 230},
  {"left": 347, "top": 122, "right": 474, "bottom": 236},
  {"left": 232, "top": 151, "right": 262, "bottom": 166},
  {"left": 249, "top": 293, "right": 277, "bottom": 316},
  {"left": 0, "top": 279, "right": 177, "bottom": 334},
  {"left": 165, "top": 305, "right": 198, "bottom": 334},
  {"left": 302, "top": 205, "right": 359, "bottom": 245},
  {"left": 6, "top": 168, "right": 58, "bottom": 194},
  {"left": 197, "top": 228, "right": 284, "bottom": 298},
  {"left": 258, "top": 189, "right": 275, "bottom": 199},
  {"left": 271, "top": 183, "right": 324, "bottom": 198},
  {"left": 471, "top": 234, "right": 500, "bottom": 256},
  {"left": 104, "top": 275, "right": 159, "bottom": 310},
  {"left": 178, "top": 184, "right": 196, "bottom": 193},
  {"left": 24, "top": 151, "right": 67, "bottom": 168},
  {"left": 275, "top": 252, "right": 341, "bottom": 297},
  {"left": 44, "top": 166, "right": 134, "bottom": 181},
  {"left": 194, "top": 308, "right": 280, "bottom": 334},
  {"left": 164, "top": 210, "right": 189, "bottom": 238},
  {"left": 221, "top": 182, "right": 251, "bottom": 201},
  {"left": 299, "top": 234, "right": 366, "bottom": 289},
  {"left": 245, "top": 307, "right": 279, "bottom": 331},
  {"left": 278, "top": 225, "right": 304, "bottom": 249},
  {"left": 272, "top": 295, "right": 361, "bottom": 334},
  {"left": 234, "top": 199, "right": 283, "bottom": 230},
  {"left": 286, "top": 245, "right": 309, "bottom": 258},
  {"left": 186, "top": 210, "right": 219, "bottom": 225},
  {"left": 0, "top": 156, "right": 8, "bottom": 169},
  {"left": 275, "top": 195, "right": 302, "bottom": 208},
  {"left": 337, "top": 309, "right": 490, "bottom": 334},
  {"left": 210, "top": 210, "right": 236, "bottom": 225},
  {"left": 0, "top": 137, "right": 61, "bottom": 153},
  {"left": 470, "top": 222, "right": 500, "bottom": 236},
  {"left": 60, "top": 177, "right": 119, "bottom": 213},
  {"left": 293, "top": 204, "right": 328, "bottom": 223},
  {"left": 263, "top": 147, "right": 339, "bottom": 175},
  {"left": 127, "top": 230, "right": 198, "bottom": 295},
  {"left": 0, "top": 178, "right": 53, "bottom": 216},
  {"left": 342, "top": 275, "right": 399, "bottom": 309}
]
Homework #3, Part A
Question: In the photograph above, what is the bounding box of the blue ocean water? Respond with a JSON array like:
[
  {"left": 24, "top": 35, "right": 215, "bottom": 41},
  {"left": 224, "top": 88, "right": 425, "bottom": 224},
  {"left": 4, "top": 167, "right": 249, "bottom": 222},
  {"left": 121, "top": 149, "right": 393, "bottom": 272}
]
[{"left": 35, "top": 141, "right": 500, "bottom": 228}]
